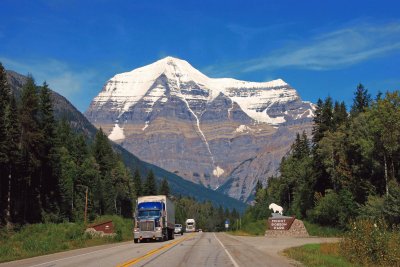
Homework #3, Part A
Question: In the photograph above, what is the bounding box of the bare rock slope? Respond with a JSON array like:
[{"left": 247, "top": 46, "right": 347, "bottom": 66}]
[{"left": 85, "top": 57, "right": 314, "bottom": 202}]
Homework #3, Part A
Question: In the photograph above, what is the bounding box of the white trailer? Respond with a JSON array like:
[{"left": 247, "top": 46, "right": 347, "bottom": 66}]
[{"left": 185, "top": 218, "right": 196, "bottom": 232}]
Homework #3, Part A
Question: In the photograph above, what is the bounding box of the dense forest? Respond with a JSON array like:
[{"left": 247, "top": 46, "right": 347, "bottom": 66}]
[
  {"left": 247, "top": 84, "right": 400, "bottom": 229},
  {"left": 0, "top": 63, "right": 239, "bottom": 230}
]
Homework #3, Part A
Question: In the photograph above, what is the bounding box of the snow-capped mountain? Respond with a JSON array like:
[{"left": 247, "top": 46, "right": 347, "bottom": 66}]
[{"left": 85, "top": 56, "right": 314, "bottom": 202}]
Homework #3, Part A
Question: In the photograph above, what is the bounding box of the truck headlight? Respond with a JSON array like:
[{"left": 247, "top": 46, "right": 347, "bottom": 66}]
[
  {"left": 134, "top": 228, "right": 139, "bottom": 232},
  {"left": 155, "top": 227, "right": 162, "bottom": 231}
]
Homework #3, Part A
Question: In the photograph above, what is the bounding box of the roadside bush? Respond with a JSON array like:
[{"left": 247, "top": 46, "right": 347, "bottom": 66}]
[
  {"left": 240, "top": 220, "right": 266, "bottom": 236},
  {"left": 308, "top": 190, "right": 341, "bottom": 226},
  {"left": 340, "top": 218, "right": 400, "bottom": 266},
  {"left": 309, "top": 189, "right": 358, "bottom": 228}
]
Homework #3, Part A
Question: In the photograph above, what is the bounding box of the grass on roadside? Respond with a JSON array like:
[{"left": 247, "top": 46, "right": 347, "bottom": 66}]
[
  {"left": 0, "top": 215, "right": 133, "bottom": 263},
  {"left": 229, "top": 220, "right": 266, "bottom": 236},
  {"left": 284, "top": 243, "right": 359, "bottom": 267},
  {"left": 303, "top": 221, "right": 343, "bottom": 237}
]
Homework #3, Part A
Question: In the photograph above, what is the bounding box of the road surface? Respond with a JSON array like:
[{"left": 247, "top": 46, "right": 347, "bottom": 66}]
[{"left": 0, "top": 232, "right": 339, "bottom": 267}]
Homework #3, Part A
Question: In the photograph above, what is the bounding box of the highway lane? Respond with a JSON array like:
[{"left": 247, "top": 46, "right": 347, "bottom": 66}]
[{"left": 0, "top": 232, "right": 340, "bottom": 266}]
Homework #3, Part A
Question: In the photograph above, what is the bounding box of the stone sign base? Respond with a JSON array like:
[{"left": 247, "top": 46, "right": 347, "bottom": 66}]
[{"left": 265, "top": 219, "right": 309, "bottom": 238}]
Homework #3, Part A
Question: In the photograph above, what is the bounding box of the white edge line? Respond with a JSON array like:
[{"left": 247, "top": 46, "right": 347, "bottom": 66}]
[
  {"left": 213, "top": 233, "right": 239, "bottom": 267},
  {"left": 28, "top": 242, "right": 133, "bottom": 267}
]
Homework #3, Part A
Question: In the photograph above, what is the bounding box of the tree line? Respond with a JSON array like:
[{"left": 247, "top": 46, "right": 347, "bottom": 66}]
[
  {"left": 248, "top": 84, "right": 400, "bottom": 228},
  {"left": 0, "top": 64, "right": 172, "bottom": 227},
  {"left": 174, "top": 196, "right": 240, "bottom": 231}
]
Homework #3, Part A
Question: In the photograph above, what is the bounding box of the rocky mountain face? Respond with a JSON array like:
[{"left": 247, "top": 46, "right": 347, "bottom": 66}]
[{"left": 85, "top": 57, "right": 314, "bottom": 202}]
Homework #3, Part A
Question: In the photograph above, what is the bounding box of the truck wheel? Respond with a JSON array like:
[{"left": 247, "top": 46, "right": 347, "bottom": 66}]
[
  {"left": 134, "top": 239, "right": 139, "bottom": 243},
  {"left": 163, "top": 230, "right": 168, "bottom": 241},
  {"left": 169, "top": 229, "right": 175, "bottom": 240}
]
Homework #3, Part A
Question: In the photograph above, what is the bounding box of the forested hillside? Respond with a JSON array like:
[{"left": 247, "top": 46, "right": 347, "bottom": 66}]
[
  {"left": 0, "top": 64, "right": 246, "bottom": 227},
  {"left": 247, "top": 84, "right": 400, "bottom": 229}
]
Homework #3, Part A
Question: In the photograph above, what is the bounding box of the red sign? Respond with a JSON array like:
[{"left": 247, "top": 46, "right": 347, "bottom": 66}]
[{"left": 267, "top": 216, "right": 295, "bottom": 230}]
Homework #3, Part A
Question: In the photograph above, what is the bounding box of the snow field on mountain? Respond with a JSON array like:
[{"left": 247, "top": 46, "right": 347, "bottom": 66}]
[{"left": 93, "top": 57, "right": 301, "bottom": 125}]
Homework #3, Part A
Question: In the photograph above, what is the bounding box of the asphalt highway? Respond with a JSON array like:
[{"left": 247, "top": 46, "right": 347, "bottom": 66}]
[{"left": 0, "top": 232, "right": 339, "bottom": 267}]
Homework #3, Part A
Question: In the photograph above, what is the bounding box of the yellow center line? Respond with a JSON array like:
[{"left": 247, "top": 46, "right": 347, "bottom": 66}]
[{"left": 116, "top": 233, "right": 195, "bottom": 267}]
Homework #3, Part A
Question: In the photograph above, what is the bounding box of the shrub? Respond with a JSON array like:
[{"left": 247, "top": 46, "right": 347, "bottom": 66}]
[
  {"left": 309, "top": 190, "right": 341, "bottom": 226},
  {"left": 340, "top": 218, "right": 400, "bottom": 266}
]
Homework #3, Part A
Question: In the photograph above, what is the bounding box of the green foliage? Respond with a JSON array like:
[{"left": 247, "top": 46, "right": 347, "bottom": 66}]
[
  {"left": 284, "top": 243, "right": 357, "bottom": 267},
  {"left": 350, "top": 83, "right": 371, "bottom": 117},
  {"left": 309, "top": 190, "right": 357, "bottom": 228},
  {"left": 174, "top": 196, "right": 240, "bottom": 232},
  {"left": 159, "top": 177, "right": 170, "bottom": 197},
  {"left": 239, "top": 220, "right": 266, "bottom": 236},
  {"left": 303, "top": 221, "right": 344, "bottom": 237},
  {"left": 143, "top": 170, "right": 157, "bottom": 195},
  {"left": 383, "top": 180, "right": 400, "bottom": 224},
  {"left": 0, "top": 215, "right": 133, "bottom": 263},
  {"left": 0, "top": 72, "right": 137, "bottom": 226},
  {"left": 340, "top": 218, "right": 400, "bottom": 266},
  {"left": 264, "top": 87, "right": 400, "bottom": 234}
]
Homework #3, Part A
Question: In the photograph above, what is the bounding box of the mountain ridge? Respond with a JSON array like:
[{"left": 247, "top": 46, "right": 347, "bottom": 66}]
[{"left": 85, "top": 57, "right": 314, "bottom": 202}]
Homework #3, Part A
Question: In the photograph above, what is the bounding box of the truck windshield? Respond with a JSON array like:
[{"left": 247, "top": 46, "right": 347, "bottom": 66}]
[{"left": 138, "top": 210, "right": 161, "bottom": 217}]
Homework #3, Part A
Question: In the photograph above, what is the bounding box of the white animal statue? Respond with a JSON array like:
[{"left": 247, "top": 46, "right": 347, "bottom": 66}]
[{"left": 269, "top": 203, "right": 283, "bottom": 215}]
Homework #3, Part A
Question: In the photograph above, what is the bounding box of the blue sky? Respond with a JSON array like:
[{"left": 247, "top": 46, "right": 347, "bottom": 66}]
[{"left": 1, "top": 0, "right": 400, "bottom": 112}]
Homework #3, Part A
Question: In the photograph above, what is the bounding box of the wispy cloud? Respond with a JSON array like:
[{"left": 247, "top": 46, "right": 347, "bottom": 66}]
[
  {"left": 0, "top": 57, "right": 97, "bottom": 98},
  {"left": 206, "top": 21, "right": 400, "bottom": 76},
  {"left": 227, "top": 22, "right": 295, "bottom": 42}
]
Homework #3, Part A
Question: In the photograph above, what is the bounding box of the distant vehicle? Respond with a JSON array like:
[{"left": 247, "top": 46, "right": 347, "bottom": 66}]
[
  {"left": 185, "top": 218, "right": 196, "bottom": 232},
  {"left": 133, "top": 195, "right": 175, "bottom": 243},
  {"left": 174, "top": 224, "right": 183, "bottom": 235},
  {"left": 198, "top": 229, "right": 203, "bottom": 232}
]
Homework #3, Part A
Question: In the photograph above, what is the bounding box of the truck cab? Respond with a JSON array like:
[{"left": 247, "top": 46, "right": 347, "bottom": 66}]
[{"left": 134, "top": 195, "right": 175, "bottom": 243}]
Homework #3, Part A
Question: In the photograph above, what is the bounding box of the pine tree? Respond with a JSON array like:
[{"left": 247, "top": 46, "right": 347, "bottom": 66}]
[
  {"left": 332, "top": 101, "right": 347, "bottom": 130},
  {"left": 159, "top": 177, "right": 170, "bottom": 197},
  {"left": 92, "top": 128, "right": 115, "bottom": 176},
  {"left": 0, "top": 62, "right": 11, "bottom": 225},
  {"left": 4, "top": 94, "right": 21, "bottom": 225},
  {"left": 144, "top": 170, "right": 157, "bottom": 195},
  {"left": 39, "top": 82, "right": 61, "bottom": 218},
  {"left": 133, "top": 169, "right": 142, "bottom": 197},
  {"left": 19, "top": 75, "right": 43, "bottom": 223},
  {"left": 350, "top": 83, "right": 371, "bottom": 116}
]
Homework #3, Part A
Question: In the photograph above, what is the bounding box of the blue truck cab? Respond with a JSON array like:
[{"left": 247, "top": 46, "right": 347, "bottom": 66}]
[{"left": 134, "top": 195, "right": 175, "bottom": 243}]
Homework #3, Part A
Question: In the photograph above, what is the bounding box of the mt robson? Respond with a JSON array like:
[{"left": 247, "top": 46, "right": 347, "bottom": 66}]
[{"left": 85, "top": 57, "right": 315, "bottom": 202}]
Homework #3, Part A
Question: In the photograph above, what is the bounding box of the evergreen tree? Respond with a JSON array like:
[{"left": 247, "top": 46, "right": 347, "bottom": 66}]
[
  {"left": 4, "top": 94, "right": 21, "bottom": 225},
  {"left": 19, "top": 75, "right": 43, "bottom": 223},
  {"left": 133, "top": 169, "right": 142, "bottom": 197},
  {"left": 39, "top": 82, "right": 61, "bottom": 218},
  {"left": 332, "top": 101, "right": 348, "bottom": 130},
  {"left": 0, "top": 62, "right": 10, "bottom": 224},
  {"left": 350, "top": 83, "right": 371, "bottom": 117},
  {"left": 143, "top": 170, "right": 157, "bottom": 195},
  {"left": 92, "top": 128, "right": 115, "bottom": 176},
  {"left": 159, "top": 177, "right": 170, "bottom": 197},
  {"left": 312, "top": 98, "right": 333, "bottom": 146}
]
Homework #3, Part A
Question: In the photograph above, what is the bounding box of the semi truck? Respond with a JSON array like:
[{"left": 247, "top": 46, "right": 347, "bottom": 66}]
[
  {"left": 185, "top": 218, "right": 196, "bottom": 232},
  {"left": 133, "top": 195, "right": 175, "bottom": 243}
]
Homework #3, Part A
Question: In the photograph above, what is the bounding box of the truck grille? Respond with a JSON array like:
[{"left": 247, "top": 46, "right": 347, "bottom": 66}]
[{"left": 139, "top": 221, "right": 154, "bottom": 231}]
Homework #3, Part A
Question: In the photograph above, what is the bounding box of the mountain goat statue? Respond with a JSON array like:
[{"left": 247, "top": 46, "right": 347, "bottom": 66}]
[{"left": 269, "top": 203, "right": 283, "bottom": 215}]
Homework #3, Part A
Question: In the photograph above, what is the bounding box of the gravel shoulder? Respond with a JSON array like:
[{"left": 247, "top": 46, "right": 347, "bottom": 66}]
[{"left": 225, "top": 233, "right": 341, "bottom": 266}]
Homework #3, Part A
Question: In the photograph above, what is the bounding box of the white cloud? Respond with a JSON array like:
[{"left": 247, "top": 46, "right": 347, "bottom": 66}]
[
  {"left": 206, "top": 21, "right": 400, "bottom": 75},
  {"left": 0, "top": 57, "right": 97, "bottom": 98}
]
